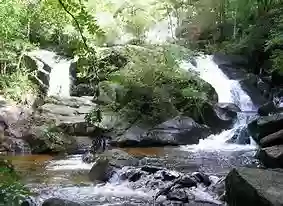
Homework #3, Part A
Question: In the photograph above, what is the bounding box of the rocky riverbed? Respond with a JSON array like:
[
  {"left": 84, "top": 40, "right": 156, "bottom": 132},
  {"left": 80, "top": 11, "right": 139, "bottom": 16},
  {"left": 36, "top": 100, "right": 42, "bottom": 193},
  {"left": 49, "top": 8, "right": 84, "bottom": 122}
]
[{"left": 2, "top": 52, "right": 283, "bottom": 206}]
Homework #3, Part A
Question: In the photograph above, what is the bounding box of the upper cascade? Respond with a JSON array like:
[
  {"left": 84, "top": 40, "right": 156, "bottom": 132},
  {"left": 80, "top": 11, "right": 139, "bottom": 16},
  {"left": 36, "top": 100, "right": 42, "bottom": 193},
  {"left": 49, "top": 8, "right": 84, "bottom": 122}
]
[{"left": 28, "top": 49, "right": 73, "bottom": 98}]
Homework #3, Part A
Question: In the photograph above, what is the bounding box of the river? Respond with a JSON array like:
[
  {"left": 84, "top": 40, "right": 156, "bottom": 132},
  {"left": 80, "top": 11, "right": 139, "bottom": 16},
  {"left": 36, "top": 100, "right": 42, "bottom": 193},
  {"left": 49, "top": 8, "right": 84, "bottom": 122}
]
[{"left": 5, "top": 55, "right": 260, "bottom": 205}]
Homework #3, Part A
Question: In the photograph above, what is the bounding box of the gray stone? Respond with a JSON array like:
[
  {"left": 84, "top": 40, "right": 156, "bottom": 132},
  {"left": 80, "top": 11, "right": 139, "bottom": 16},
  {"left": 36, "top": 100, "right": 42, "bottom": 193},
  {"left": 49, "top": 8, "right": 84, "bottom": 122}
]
[
  {"left": 260, "top": 129, "right": 283, "bottom": 148},
  {"left": 100, "top": 149, "right": 140, "bottom": 167},
  {"left": 200, "top": 102, "right": 239, "bottom": 131},
  {"left": 88, "top": 157, "right": 114, "bottom": 182},
  {"left": 226, "top": 168, "right": 283, "bottom": 206},
  {"left": 258, "top": 102, "right": 277, "bottom": 116},
  {"left": 42, "top": 198, "right": 81, "bottom": 206},
  {"left": 112, "top": 116, "right": 210, "bottom": 147},
  {"left": 248, "top": 114, "right": 283, "bottom": 143},
  {"left": 256, "top": 145, "right": 283, "bottom": 168}
]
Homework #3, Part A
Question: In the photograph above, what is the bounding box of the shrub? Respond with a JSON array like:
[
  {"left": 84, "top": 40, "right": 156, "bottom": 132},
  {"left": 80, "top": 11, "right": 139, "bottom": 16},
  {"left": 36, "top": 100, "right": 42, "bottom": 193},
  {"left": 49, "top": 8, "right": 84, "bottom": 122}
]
[{"left": 0, "top": 159, "right": 30, "bottom": 206}]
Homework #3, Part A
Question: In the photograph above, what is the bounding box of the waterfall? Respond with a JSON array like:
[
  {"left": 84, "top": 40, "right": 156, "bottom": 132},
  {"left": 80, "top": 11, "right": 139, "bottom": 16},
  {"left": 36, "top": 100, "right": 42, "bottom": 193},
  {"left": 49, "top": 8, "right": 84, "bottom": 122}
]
[
  {"left": 28, "top": 50, "right": 72, "bottom": 97},
  {"left": 179, "top": 55, "right": 257, "bottom": 151}
]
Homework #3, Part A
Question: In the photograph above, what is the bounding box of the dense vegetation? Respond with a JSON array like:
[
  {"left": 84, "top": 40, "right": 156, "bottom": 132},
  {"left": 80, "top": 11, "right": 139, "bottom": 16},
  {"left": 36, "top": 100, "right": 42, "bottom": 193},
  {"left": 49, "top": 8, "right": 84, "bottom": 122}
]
[
  {"left": 1, "top": 0, "right": 282, "bottom": 204},
  {"left": 0, "top": 159, "right": 30, "bottom": 205}
]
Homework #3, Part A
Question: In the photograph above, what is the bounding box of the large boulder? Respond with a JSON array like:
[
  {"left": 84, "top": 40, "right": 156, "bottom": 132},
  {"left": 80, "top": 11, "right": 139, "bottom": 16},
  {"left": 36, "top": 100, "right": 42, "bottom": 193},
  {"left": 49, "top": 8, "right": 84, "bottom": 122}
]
[
  {"left": 271, "top": 70, "right": 283, "bottom": 87},
  {"left": 111, "top": 116, "right": 211, "bottom": 147},
  {"left": 88, "top": 157, "right": 115, "bottom": 182},
  {"left": 70, "top": 83, "right": 95, "bottom": 97},
  {"left": 258, "top": 101, "right": 277, "bottom": 116},
  {"left": 212, "top": 53, "right": 249, "bottom": 67},
  {"left": 25, "top": 126, "right": 77, "bottom": 154},
  {"left": 199, "top": 102, "right": 239, "bottom": 131},
  {"left": 100, "top": 149, "right": 140, "bottom": 167},
  {"left": 225, "top": 168, "right": 283, "bottom": 206},
  {"left": 248, "top": 113, "right": 283, "bottom": 143},
  {"left": 37, "top": 96, "right": 97, "bottom": 136},
  {"left": 260, "top": 129, "right": 283, "bottom": 148},
  {"left": 42, "top": 198, "right": 81, "bottom": 206},
  {"left": 256, "top": 145, "right": 283, "bottom": 168}
]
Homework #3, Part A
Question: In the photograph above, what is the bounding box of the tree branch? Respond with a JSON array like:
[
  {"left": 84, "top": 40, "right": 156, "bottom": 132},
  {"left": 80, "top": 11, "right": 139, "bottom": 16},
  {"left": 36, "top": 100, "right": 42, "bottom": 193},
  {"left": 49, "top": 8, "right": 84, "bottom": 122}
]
[{"left": 57, "top": 0, "right": 90, "bottom": 52}]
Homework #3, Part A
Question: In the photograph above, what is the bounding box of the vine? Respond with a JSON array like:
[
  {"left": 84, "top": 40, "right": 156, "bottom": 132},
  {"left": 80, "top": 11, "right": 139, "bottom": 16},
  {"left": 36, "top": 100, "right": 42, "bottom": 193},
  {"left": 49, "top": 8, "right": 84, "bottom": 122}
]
[{"left": 57, "top": 0, "right": 103, "bottom": 122}]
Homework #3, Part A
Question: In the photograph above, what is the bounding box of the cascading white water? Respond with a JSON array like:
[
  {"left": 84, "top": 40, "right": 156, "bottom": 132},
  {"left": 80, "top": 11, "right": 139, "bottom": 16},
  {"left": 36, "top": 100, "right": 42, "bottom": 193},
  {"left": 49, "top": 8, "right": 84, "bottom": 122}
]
[
  {"left": 28, "top": 50, "right": 72, "bottom": 97},
  {"left": 47, "top": 58, "right": 72, "bottom": 97},
  {"left": 179, "top": 55, "right": 257, "bottom": 151}
]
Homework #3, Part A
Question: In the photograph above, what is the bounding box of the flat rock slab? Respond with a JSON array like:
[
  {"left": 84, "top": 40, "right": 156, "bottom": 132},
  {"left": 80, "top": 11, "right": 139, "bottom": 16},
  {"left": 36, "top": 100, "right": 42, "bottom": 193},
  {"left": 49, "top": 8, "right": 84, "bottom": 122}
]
[
  {"left": 256, "top": 145, "right": 283, "bottom": 168},
  {"left": 260, "top": 129, "right": 283, "bottom": 148},
  {"left": 226, "top": 167, "right": 283, "bottom": 206}
]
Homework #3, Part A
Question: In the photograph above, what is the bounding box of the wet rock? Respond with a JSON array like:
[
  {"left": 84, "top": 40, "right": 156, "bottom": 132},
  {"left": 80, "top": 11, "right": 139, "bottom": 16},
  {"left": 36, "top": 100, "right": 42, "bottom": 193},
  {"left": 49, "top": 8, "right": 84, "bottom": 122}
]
[
  {"left": 4, "top": 137, "right": 31, "bottom": 155},
  {"left": 239, "top": 74, "right": 267, "bottom": 107},
  {"left": 192, "top": 172, "right": 211, "bottom": 187},
  {"left": 167, "top": 188, "right": 188, "bottom": 202},
  {"left": 200, "top": 102, "right": 238, "bottom": 132},
  {"left": 271, "top": 70, "right": 283, "bottom": 87},
  {"left": 260, "top": 129, "right": 283, "bottom": 148},
  {"left": 161, "top": 170, "right": 179, "bottom": 181},
  {"left": 213, "top": 53, "right": 249, "bottom": 67},
  {"left": 100, "top": 149, "right": 140, "bottom": 167},
  {"left": 256, "top": 145, "right": 283, "bottom": 168},
  {"left": 226, "top": 126, "right": 250, "bottom": 145},
  {"left": 248, "top": 113, "right": 283, "bottom": 142},
  {"left": 257, "top": 78, "right": 271, "bottom": 99},
  {"left": 26, "top": 126, "right": 77, "bottom": 154},
  {"left": 88, "top": 157, "right": 115, "bottom": 182},
  {"left": 38, "top": 98, "right": 96, "bottom": 136},
  {"left": 225, "top": 168, "right": 283, "bottom": 206},
  {"left": 216, "top": 103, "right": 241, "bottom": 113},
  {"left": 141, "top": 166, "right": 162, "bottom": 174},
  {"left": 82, "top": 152, "right": 96, "bottom": 163},
  {"left": 71, "top": 83, "right": 95, "bottom": 97},
  {"left": 142, "top": 116, "right": 211, "bottom": 146},
  {"left": 128, "top": 170, "right": 145, "bottom": 182},
  {"left": 177, "top": 176, "right": 197, "bottom": 188},
  {"left": 110, "top": 123, "right": 150, "bottom": 147},
  {"left": 112, "top": 116, "right": 211, "bottom": 147},
  {"left": 217, "top": 65, "right": 247, "bottom": 80},
  {"left": 42, "top": 198, "right": 81, "bottom": 206},
  {"left": 258, "top": 101, "right": 277, "bottom": 116},
  {"left": 21, "top": 197, "right": 36, "bottom": 206}
]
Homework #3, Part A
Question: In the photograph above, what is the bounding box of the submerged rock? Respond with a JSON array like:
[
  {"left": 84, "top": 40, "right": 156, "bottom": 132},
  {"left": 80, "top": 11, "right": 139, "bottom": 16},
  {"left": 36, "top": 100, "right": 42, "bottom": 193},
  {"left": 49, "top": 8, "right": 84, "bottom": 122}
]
[
  {"left": 42, "top": 198, "right": 81, "bottom": 206},
  {"left": 225, "top": 168, "right": 283, "bottom": 206},
  {"left": 256, "top": 145, "right": 283, "bottom": 168}
]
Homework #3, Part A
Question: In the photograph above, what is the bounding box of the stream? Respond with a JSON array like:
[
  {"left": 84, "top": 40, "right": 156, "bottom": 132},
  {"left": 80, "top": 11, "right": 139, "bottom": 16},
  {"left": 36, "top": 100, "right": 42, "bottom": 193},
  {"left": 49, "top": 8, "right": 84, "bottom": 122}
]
[{"left": 6, "top": 54, "right": 260, "bottom": 205}]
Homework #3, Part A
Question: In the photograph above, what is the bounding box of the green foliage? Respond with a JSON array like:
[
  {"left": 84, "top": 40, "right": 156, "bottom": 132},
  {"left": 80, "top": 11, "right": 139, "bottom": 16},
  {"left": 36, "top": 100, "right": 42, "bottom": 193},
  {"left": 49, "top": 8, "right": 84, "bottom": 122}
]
[
  {"left": 0, "top": 159, "right": 30, "bottom": 206},
  {"left": 86, "top": 45, "right": 214, "bottom": 124}
]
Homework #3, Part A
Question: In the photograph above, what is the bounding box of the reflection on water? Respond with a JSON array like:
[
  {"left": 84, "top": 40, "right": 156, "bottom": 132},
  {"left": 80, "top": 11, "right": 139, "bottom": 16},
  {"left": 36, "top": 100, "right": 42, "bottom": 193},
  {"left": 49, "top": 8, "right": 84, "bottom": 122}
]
[{"left": 121, "top": 147, "right": 167, "bottom": 157}]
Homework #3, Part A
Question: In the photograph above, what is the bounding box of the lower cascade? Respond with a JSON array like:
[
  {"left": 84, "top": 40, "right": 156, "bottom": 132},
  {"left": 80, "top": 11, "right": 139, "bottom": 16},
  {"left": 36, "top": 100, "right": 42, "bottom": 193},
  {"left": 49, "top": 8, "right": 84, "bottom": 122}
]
[{"left": 179, "top": 55, "right": 258, "bottom": 151}]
